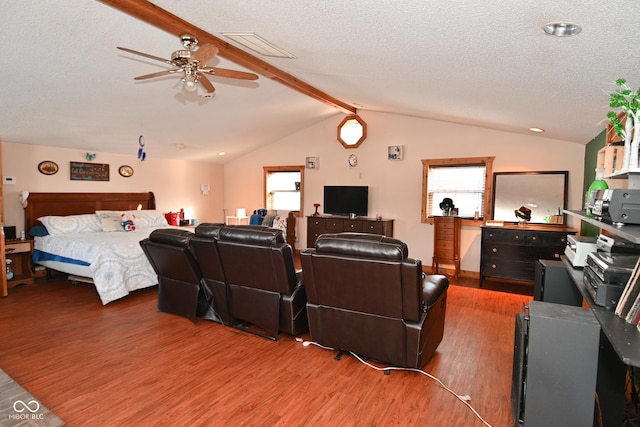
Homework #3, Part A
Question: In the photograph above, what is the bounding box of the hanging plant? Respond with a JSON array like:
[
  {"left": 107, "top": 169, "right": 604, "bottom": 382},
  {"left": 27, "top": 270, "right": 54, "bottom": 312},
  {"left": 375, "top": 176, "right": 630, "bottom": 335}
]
[{"left": 607, "top": 78, "right": 640, "bottom": 170}]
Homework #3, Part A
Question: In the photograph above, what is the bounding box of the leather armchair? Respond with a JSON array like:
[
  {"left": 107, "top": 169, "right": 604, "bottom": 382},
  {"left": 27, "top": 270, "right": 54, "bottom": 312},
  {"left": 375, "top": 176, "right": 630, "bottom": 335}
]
[
  {"left": 190, "top": 223, "right": 232, "bottom": 324},
  {"left": 300, "top": 233, "right": 449, "bottom": 368},
  {"left": 215, "top": 225, "right": 308, "bottom": 339},
  {"left": 140, "top": 228, "right": 214, "bottom": 322}
]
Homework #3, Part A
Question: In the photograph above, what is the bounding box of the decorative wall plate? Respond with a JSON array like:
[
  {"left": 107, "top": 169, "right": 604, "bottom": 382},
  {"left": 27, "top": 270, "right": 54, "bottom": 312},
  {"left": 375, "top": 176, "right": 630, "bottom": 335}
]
[
  {"left": 118, "top": 165, "right": 134, "bottom": 177},
  {"left": 38, "top": 160, "right": 59, "bottom": 175}
]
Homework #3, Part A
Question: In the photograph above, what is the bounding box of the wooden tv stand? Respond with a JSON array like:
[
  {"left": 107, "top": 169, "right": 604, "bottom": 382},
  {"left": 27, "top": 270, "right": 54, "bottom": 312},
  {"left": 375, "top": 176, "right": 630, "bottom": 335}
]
[{"left": 307, "top": 216, "right": 394, "bottom": 248}]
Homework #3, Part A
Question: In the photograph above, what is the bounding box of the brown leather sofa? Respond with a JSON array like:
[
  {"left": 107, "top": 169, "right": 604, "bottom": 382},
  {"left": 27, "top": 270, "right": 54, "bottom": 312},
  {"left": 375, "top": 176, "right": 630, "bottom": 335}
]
[
  {"left": 140, "top": 228, "right": 217, "bottom": 322},
  {"left": 190, "top": 223, "right": 233, "bottom": 324},
  {"left": 193, "top": 224, "right": 308, "bottom": 339},
  {"left": 300, "top": 233, "right": 449, "bottom": 368}
]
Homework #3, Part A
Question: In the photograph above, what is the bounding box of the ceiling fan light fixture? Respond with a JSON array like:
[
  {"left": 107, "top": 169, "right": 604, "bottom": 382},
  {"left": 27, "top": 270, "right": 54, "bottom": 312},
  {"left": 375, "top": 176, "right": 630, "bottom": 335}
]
[
  {"left": 543, "top": 22, "right": 582, "bottom": 37},
  {"left": 182, "top": 74, "right": 198, "bottom": 92}
]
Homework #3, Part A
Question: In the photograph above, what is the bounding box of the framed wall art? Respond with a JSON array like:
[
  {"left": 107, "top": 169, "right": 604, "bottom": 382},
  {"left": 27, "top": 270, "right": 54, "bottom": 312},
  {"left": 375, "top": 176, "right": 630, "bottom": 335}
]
[
  {"left": 388, "top": 145, "right": 404, "bottom": 160},
  {"left": 37, "top": 160, "right": 59, "bottom": 175},
  {"left": 70, "top": 162, "right": 110, "bottom": 181}
]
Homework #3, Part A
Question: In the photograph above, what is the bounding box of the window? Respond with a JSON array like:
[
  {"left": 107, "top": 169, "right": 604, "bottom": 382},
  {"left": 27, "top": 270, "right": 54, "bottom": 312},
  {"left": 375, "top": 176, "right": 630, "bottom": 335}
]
[
  {"left": 421, "top": 157, "right": 494, "bottom": 225},
  {"left": 263, "top": 166, "right": 304, "bottom": 215}
]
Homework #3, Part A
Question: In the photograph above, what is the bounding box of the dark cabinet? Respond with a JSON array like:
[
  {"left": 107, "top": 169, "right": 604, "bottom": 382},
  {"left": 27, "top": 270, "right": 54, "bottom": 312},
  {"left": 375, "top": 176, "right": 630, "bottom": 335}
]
[
  {"left": 307, "top": 217, "right": 394, "bottom": 248},
  {"left": 480, "top": 225, "right": 574, "bottom": 286}
]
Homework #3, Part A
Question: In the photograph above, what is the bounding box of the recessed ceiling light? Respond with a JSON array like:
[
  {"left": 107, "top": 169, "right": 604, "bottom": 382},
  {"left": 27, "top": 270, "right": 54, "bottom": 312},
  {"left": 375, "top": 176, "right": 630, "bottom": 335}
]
[
  {"left": 543, "top": 22, "right": 582, "bottom": 37},
  {"left": 221, "top": 32, "right": 296, "bottom": 58},
  {"left": 218, "top": 151, "right": 226, "bottom": 156},
  {"left": 529, "top": 127, "right": 545, "bottom": 133}
]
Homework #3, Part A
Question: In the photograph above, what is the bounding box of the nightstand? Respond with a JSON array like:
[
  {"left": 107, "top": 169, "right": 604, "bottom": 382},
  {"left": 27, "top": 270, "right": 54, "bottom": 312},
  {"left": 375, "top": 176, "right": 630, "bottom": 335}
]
[{"left": 5, "top": 239, "right": 34, "bottom": 288}]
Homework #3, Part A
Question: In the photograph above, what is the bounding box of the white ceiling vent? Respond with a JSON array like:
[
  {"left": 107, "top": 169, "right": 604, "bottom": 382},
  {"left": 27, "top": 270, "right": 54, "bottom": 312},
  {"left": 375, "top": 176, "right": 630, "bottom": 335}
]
[{"left": 221, "top": 32, "right": 296, "bottom": 58}]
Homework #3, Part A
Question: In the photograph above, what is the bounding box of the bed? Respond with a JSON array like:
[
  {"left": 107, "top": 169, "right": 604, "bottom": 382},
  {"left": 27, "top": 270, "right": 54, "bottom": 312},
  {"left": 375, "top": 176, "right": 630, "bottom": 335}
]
[
  {"left": 24, "top": 193, "right": 300, "bottom": 305},
  {"left": 25, "top": 192, "right": 172, "bottom": 304}
]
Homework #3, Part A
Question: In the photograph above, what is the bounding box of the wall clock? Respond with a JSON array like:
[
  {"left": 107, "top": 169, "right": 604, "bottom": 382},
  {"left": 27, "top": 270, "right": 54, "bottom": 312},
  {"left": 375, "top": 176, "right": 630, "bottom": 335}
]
[
  {"left": 118, "top": 165, "right": 134, "bottom": 177},
  {"left": 37, "top": 160, "right": 59, "bottom": 175},
  {"left": 348, "top": 154, "right": 358, "bottom": 167}
]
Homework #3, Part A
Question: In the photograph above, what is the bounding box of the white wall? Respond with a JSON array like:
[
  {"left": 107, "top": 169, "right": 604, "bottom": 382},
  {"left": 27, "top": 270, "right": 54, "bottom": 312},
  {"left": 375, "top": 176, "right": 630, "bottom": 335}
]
[
  {"left": 2, "top": 142, "right": 225, "bottom": 235},
  {"left": 224, "top": 110, "right": 586, "bottom": 274},
  {"left": 2, "top": 110, "right": 587, "bottom": 275}
]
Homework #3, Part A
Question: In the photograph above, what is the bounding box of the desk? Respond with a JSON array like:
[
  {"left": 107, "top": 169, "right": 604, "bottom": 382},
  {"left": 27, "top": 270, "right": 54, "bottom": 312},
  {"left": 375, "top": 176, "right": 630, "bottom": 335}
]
[
  {"left": 226, "top": 216, "right": 249, "bottom": 225},
  {"left": 563, "top": 256, "right": 635, "bottom": 426}
]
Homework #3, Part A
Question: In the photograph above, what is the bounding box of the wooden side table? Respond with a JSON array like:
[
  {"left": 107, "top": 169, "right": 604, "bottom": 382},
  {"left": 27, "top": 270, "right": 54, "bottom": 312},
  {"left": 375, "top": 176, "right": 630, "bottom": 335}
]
[
  {"left": 432, "top": 216, "right": 461, "bottom": 279},
  {"left": 5, "top": 239, "right": 34, "bottom": 288}
]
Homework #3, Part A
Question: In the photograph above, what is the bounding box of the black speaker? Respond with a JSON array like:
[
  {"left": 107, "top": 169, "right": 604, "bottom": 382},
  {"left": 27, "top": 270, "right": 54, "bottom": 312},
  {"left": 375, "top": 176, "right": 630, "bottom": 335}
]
[{"left": 512, "top": 301, "right": 600, "bottom": 427}]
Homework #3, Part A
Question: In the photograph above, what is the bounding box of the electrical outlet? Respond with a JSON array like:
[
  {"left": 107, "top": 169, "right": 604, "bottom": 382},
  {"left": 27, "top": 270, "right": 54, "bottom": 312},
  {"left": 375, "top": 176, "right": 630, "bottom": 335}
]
[{"left": 3, "top": 176, "right": 16, "bottom": 185}]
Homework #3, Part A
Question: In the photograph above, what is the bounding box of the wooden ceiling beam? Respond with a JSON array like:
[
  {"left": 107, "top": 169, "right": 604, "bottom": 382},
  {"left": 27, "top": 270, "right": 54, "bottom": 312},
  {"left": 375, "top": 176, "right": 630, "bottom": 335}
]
[{"left": 98, "top": 0, "right": 356, "bottom": 114}]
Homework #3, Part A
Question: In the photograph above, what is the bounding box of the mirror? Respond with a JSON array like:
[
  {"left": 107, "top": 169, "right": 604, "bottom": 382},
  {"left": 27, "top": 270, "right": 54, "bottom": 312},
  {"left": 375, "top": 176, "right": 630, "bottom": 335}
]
[
  {"left": 492, "top": 171, "right": 568, "bottom": 224},
  {"left": 337, "top": 115, "right": 367, "bottom": 148}
]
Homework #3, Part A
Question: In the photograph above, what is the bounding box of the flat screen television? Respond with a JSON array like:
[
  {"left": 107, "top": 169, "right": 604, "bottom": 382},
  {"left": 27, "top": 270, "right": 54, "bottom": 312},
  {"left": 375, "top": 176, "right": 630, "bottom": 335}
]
[{"left": 323, "top": 186, "right": 368, "bottom": 217}]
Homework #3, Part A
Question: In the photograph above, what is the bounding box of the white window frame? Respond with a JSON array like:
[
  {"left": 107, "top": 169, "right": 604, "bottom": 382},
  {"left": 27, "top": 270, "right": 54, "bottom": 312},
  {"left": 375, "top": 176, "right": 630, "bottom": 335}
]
[{"left": 263, "top": 166, "right": 304, "bottom": 216}]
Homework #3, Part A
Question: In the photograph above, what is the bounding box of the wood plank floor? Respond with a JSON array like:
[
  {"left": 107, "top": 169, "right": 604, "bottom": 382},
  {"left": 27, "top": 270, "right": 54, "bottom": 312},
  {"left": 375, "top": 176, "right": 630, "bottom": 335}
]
[{"left": 0, "top": 277, "right": 529, "bottom": 427}]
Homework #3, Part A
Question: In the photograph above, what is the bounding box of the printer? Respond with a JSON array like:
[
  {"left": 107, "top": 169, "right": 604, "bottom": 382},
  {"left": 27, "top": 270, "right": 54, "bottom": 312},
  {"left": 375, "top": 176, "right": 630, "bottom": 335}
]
[{"left": 564, "top": 235, "right": 598, "bottom": 267}]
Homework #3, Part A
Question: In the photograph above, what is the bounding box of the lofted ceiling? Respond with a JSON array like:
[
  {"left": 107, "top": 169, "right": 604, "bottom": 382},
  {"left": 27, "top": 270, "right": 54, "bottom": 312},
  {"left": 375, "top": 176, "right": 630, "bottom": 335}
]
[{"left": 1, "top": 1, "right": 639, "bottom": 163}]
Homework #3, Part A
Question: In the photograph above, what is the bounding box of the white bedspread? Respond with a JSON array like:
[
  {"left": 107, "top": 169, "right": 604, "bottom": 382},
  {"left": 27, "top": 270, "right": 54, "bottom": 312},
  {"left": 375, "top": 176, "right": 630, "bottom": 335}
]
[{"left": 34, "top": 227, "right": 181, "bottom": 305}]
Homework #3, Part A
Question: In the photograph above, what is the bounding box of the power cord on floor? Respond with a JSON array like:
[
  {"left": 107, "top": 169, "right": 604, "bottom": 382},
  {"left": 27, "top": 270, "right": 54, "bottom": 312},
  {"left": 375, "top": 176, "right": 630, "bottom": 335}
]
[{"left": 298, "top": 339, "right": 493, "bottom": 427}]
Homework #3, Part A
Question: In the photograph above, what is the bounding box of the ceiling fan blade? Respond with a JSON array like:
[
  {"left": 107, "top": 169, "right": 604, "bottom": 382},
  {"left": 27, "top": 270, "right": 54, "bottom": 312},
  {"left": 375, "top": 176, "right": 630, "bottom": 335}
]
[
  {"left": 134, "top": 70, "right": 179, "bottom": 80},
  {"left": 117, "top": 46, "right": 172, "bottom": 65},
  {"left": 198, "top": 74, "right": 216, "bottom": 93},
  {"left": 200, "top": 67, "right": 259, "bottom": 81},
  {"left": 193, "top": 43, "right": 219, "bottom": 65}
]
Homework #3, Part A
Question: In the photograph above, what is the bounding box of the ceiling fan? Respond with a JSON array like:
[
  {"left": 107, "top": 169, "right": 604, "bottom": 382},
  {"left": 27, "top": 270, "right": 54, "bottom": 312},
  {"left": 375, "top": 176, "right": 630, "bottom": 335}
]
[{"left": 117, "top": 33, "right": 259, "bottom": 95}]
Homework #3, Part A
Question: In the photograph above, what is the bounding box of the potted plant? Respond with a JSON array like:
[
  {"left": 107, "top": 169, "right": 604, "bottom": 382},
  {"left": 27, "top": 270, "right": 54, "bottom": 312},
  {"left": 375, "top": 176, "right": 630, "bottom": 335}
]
[{"left": 607, "top": 78, "right": 640, "bottom": 170}]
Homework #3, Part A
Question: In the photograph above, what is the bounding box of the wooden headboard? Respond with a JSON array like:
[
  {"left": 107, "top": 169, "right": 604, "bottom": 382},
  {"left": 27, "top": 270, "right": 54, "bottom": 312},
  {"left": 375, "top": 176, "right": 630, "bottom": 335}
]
[{"left": 24, "top": 192, "right": 156, "bottom": 233}]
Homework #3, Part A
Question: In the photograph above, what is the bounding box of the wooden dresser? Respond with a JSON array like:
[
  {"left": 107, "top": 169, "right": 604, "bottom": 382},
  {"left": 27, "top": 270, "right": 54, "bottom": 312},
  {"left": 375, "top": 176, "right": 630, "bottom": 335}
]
[
  {"left": 432, "top": 216, "right": 461, "bottom": 279},
  {"left": 480, "top": 224, "right": 574, "bottom": 286},
  {"left": 307, "top": 216, "right": 394, "bottom": 248}
]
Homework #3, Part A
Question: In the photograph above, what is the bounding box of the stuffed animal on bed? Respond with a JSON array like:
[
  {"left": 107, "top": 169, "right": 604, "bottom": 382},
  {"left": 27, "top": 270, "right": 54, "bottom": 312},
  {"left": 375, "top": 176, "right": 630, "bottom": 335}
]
[{"left": 121, "top": 213, "right": 136, "bottom": 232}]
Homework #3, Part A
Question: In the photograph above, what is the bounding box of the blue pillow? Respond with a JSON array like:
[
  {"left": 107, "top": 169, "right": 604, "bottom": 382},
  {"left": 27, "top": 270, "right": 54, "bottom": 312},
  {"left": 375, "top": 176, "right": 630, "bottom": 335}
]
[{"left": 29, "top": 224, "right": 49, "bottom": 237}]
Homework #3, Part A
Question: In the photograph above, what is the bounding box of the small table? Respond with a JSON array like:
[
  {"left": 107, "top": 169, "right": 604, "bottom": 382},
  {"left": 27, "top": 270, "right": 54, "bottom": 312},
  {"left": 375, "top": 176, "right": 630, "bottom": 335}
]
[
  {"left": 226, "top": 216, "right": 249, "bottom": 225},
  {"left": 6, "top": 239, "right": 35, "bottom": 288}
]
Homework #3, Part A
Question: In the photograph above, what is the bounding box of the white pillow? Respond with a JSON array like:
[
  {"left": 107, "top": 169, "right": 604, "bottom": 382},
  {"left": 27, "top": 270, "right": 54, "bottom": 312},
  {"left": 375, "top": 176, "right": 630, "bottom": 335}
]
[
  {"left": 272, "top": 215, "right": 287, "bottom": 231},
  {"left": 125, "top": 210, "right": 168, "bottom": 228},
  {"left": 95, "top": 211, "right": 125, "bottom": 232},
  {"left": 38, "top": 214, "right": 102, "bottom": 235}
]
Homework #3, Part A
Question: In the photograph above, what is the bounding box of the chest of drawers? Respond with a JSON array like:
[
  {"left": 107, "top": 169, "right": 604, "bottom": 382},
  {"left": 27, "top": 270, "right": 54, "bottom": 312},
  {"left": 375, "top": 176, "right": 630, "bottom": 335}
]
[
  {"left": 432, "top": 216, "right": 461, "bottom": 278},
  {"left": 480, "top": 225, "right": 574, "bottom": 286},
  {"left": 307, "top": 216, "right": 394, "bottom": 248}
]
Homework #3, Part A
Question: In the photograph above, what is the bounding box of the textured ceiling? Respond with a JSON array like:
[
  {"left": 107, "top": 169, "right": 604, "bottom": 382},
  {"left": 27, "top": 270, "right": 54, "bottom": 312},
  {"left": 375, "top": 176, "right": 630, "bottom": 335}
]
[{"left": 1, "top": 1, "right": 639, "bottom": 163}]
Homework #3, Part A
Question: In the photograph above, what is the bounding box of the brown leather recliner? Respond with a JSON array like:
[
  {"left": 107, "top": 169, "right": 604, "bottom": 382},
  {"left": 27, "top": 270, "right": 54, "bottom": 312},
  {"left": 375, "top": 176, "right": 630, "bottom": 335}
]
[
  {"left": 213, "top": 225, "right": 308, "bottom": 339},
  {"left": 300, "top": 233, "right": 449, "bottom": 368},
  {"left": 140, "top": 228, "right": 216, "bottom": 323},
  {"left": 190, "top": 223, "right": 233, "bottom": 324}
]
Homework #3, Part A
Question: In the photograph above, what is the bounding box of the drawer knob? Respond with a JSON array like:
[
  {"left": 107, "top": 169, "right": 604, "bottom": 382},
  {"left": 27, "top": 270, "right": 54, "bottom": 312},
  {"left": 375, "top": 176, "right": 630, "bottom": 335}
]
[
  {"left": 492, "top": 248, "right": 497, "bottom": 253},
  {"left": 532, "top": 236, "right": 537, "bottom": 241},
  {"left": 515, "top": 235, "right": 520, "bottom": 239},
  {"left": 491, "top": 264, "right": 497, "bottom": 269}
]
